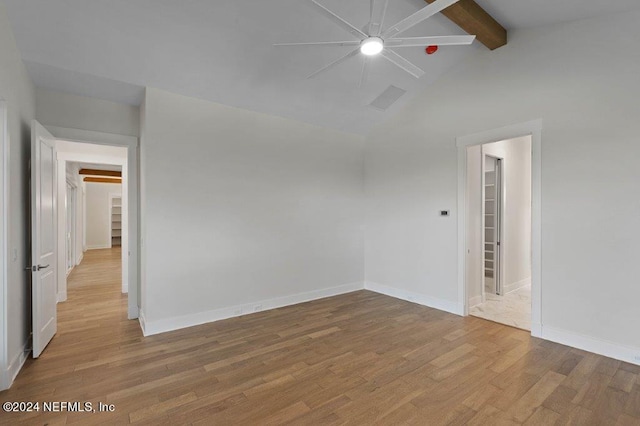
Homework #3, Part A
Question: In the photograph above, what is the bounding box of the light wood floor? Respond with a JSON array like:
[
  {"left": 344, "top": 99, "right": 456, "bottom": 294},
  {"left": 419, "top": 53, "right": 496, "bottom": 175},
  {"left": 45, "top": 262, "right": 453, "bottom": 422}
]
[{"left": 1, "top": 249, "right": 639, "bottom": 425}]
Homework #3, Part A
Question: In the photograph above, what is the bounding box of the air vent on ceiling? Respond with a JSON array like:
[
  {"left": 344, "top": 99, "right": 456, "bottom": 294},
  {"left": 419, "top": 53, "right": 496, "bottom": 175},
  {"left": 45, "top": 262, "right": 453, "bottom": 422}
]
[{"left": 369, "top": 85, "right": 406, "bottom": 111}]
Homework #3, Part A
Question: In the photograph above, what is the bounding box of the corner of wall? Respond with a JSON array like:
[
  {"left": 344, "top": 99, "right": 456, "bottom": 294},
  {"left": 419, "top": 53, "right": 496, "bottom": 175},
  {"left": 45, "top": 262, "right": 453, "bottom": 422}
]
[
  {"left": 138, "top": 309, "right": 147, "bottom": 337},
  {"left": 540, "top": 325, "right": 640, "bottom": 366},
  {"left": 3, "top": 337, "right": 31, "bottom": 391},
  {"left": 142, "top": 281, "right": 364, "bottom": 337},
  {"left": 364, "top": 281, "right": 462, "bottom": 316}
]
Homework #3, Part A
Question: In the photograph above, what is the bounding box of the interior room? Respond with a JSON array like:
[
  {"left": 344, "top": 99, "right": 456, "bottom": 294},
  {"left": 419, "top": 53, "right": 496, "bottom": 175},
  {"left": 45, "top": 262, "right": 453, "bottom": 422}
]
[{"left": 1, "top": 0, "right": 639, "bottom": 424}]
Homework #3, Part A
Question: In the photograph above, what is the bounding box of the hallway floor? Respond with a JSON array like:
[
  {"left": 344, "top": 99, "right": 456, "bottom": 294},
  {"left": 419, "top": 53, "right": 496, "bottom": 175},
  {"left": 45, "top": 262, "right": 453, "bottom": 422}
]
[{"left": 469, "top": 285, "right": 532, "bottom": 331}]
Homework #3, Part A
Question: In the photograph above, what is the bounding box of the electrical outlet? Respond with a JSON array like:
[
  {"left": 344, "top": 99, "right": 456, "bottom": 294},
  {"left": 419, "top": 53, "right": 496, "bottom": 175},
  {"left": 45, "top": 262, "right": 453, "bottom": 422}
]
[{"left": 254, "top": 305, "right": 263, "bottom": 312}]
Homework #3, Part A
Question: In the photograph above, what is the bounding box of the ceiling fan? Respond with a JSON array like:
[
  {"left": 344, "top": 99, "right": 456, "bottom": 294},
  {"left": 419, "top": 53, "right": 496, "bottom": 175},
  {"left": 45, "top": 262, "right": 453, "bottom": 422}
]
[{"left": 275, "top": 0, "right": 475, "bottom": 86}]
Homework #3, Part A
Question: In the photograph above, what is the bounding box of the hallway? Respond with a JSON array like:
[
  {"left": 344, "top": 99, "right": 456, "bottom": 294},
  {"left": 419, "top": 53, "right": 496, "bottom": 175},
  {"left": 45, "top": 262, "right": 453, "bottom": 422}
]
[{"left": 62, "top": 247, "right": 127, "bottom": 326}]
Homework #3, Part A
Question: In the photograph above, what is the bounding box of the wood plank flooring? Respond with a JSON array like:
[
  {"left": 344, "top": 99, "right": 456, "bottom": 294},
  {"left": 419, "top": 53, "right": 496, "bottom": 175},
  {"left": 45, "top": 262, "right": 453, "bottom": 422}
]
[{"left": 1, "top": 248, "right": 639, "bottom": 425}]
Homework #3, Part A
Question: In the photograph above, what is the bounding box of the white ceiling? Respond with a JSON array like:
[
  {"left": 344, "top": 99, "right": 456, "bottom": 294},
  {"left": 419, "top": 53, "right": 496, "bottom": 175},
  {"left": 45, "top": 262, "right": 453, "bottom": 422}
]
[
  {"left": 5, "top": 0, "right": 640, "bottom": 134},
  {"left": 69, "top": 162, "right": 122, "bottom": 172},
  {"left": 476, "top": 0, "right": 640, "bottom": 30}
]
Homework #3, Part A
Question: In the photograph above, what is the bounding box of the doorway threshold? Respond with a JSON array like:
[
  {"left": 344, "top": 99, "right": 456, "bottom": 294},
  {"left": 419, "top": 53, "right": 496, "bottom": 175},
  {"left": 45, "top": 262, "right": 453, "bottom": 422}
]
[{"left": 469, "top": 285, "right": 531, "bottom": 331}]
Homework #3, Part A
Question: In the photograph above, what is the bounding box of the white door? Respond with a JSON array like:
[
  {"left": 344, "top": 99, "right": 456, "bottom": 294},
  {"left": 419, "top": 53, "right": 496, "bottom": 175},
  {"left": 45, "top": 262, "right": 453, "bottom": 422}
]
[
  {"left": 31, "top": 120, "right": 57, "bottom": 358},
  {"left": 66, "top": 183, "right": 76, "bottom": 272}
]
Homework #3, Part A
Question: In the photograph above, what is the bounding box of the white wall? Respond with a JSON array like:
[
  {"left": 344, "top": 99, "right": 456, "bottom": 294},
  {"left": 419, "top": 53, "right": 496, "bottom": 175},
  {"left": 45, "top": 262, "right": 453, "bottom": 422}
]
[
  {"left": 56, "top": 140, "right": 130, "bottom": 157},
  {"left": 85, "top": 182, "right": 122, "bottom": 249},
  {"left": 141, "top": 88, "right": 365, "bottom": 334},
  {"left": 365, "top": 11, "right": 640, "bottom": 361},
  {"left": 36, "top": 88, "right": 139, "bottom": 137},
  {"left": 0, "top": 1, "right": 36, "bottom": 390}
]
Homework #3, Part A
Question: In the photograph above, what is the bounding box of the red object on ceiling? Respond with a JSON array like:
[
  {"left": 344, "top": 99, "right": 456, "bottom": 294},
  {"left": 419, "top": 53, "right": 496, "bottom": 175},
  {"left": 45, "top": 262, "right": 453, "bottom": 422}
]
[{"left": 425, "top": 45, "right": 439, "bottom": 55}]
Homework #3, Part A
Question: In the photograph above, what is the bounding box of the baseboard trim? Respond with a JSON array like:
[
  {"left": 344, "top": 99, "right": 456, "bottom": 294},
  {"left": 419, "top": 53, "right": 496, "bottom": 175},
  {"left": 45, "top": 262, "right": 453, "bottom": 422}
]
[
  {"left": 138, "top": 309, "right": 147, "bottom": 335},
  {"left": 531, "top": 322, "right": 542, "bottom": 338},
  {"left": 128, "top": 304, "right": 139, "bottom": 320},
  {"left": 138, "top": 281, "right": 640, "bottom": 366},
  {"left": 365, "top": 281, "right": 461, "bottom": 316},
  {"left": 76, "top": 253, "right": 84, "bottom": 266},
  {"left": 87, "top": 245, "right": 111, "bottom": 250},
  {"left": 3, "top": 338, "right": 31, "bottom": 390},
  {"left": 504, "top": 277, "right": 531, "bottom": 294},
  {"left": 142, "top": 282, "right": 365, "bottom": 336},
  {"left": 541, "top": 325, "right": 640, "bottom": 366}
]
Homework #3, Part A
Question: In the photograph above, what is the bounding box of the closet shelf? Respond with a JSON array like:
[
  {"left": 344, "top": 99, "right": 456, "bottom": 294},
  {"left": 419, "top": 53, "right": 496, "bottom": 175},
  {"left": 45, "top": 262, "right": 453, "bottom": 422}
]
[
  {"left": 484, "top": 164, "right": 498, "bottom": 283},
  {"left": 111, "top": 197, "right": 122, "bottom": 247}
]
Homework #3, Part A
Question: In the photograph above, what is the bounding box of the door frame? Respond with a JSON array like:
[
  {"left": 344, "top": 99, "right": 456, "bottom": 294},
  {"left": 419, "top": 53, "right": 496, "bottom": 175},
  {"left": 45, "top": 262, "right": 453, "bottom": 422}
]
[
  {"left": 0, "top": 100, "right": 8, "bottom": 388},
  {"left": 65, "top": 180, "right": 77, "bottom": 275},
  {"left": 457, "top": 119, "right": 542, "bottom": 337},
  {"left": 48, "top": 126, "right": 139, "bottom": 320}
]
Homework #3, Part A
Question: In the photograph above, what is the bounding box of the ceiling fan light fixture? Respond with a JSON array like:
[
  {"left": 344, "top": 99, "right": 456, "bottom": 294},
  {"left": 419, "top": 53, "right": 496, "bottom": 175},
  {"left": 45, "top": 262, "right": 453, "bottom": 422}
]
[{"left": 360, "top": 37, "right": 384, "bottom": 56}]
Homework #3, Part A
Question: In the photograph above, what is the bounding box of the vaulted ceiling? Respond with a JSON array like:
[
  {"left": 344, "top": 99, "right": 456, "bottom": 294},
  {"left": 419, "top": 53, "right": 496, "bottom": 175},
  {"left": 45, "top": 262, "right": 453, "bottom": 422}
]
[{"left": 5, "top": 0, "right": 640, "bottom": 134}]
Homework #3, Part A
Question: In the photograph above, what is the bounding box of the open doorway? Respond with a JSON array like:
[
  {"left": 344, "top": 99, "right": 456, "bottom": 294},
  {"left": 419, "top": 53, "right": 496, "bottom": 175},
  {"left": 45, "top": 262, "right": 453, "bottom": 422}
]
[
  {"left": 56, "top": 141, "right": 128, "bottom": 307},
  {"left": 62, "top": 161, "right": 126, "bottom": 330},
  {"left": 26, "top": 121, "right": 139, "bottom": 360},
  {"left": 466, "top": 136, "right": 532, "bottom": 330}
]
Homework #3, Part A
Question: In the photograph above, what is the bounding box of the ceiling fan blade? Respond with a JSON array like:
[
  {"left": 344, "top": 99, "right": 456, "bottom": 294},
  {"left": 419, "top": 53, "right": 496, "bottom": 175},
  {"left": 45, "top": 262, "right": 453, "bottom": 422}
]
[
  {"left": 378, "top": 0, "right": 390, "bottom": 34},
  {"left": 309, "top": 0, "right": 367, "bottom": 39},
  {"left": 307, "top": 47, "right": 361, "bottom": 79},
  {"left": 368, "top": 0, "right": 376, "bottom": 36},
  {"left": 274, "top": 41, "right": 361, "bottom": 47},
  {"left": 368, "top": 0, "right": 390, "bottom": 36},
  {"left": 386, "top": 35, "right": 476, "bottom": 47},
  {"left": 370, "top": 0, "right": 375, "bottom": 24},
  {"left": 358, "top": 57, "right": 369, "bottom": 88},
  {"left": 382, "top": 0, "right": 461, "bottom": 39},
  {"left": 380, "top": 49, "right": 425, "bottom": 78}
]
